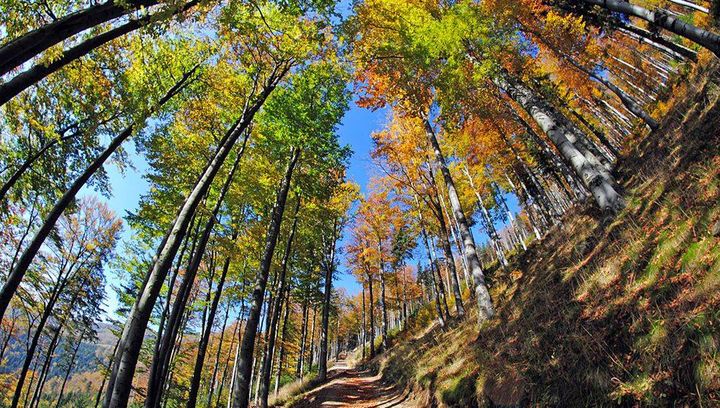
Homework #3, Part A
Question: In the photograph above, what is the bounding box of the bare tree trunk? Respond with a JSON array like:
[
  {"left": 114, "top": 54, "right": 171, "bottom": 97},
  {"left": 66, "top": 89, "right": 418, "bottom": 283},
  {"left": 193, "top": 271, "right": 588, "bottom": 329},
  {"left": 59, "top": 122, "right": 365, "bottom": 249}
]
[
  {"left": 367, "top": 274, "right": 375, "bottom": 358},
  {"left": 148, "top": 143, "right": 246, "bottom": 408},
  {"left": 596, "top": 2, "right": 720, "bottom": 57},
  {"left": 307, "top": 307, "right": 317, "bottom": 370},
  {"left": 437, "top": 193, "right": 470, "bottom": 304},
  {"left": 417, "top": 212, "right": 446, "bottom": 327},
  {"left": 377, "top": 245, "right": 390, "bottom": 352},
  {"left": 296, "top": 300, "right": 308, "bottom": 377},
  {"left": 0, "top": 0, "right": 199, "bottom": 107},
  {"left": 29, "top": 325, "right": 63, "bottom": 408},
  {"left": 274, "top": 291, "right": 291, "bottom": 396},
  {"left": 11, "top": 272, "right": 81, "bottom": 408},
  {"left": 0, "top": 130, "right": 81, "bottom": 203},
  {"left": 54, "top": 330, "right": 86, "bottom": 408},
  {"left": 222, "top": 311, "right": 243, "bottom": 408},
  {"left": 423, "top": 117, "right": 494, "bottom": 322},
  {"left": 361, "top": 285, "right": 366, "bottom": 359},
  {"left": 187, "top": 249, "right": 233, "bottom": 408},
  {"left": 0, "top": 314, "right": 16, "bottom": 364},
  {"left": 494, "top": 71, "right": 624, "bottom": 214},
  {"left": 208, "top": 302, "right": 233, "bottom": 407},
  {"left": 0, "top": 0, "right": 158, "bottom": 76}
]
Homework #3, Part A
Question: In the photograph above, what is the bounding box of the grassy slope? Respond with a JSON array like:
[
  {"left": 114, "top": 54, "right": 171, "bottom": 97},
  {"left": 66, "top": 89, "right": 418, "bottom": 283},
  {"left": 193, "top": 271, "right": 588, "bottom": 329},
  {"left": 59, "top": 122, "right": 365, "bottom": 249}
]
[{"left": 374, "top": 62, "right": 720, "bottom": 407}]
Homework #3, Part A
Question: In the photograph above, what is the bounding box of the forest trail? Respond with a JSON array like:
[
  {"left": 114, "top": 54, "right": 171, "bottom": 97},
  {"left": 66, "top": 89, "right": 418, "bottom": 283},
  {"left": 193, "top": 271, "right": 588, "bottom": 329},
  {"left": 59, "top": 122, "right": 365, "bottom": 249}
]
[{"left": 289, "top": 358, "right": 410, "bottom": 408}]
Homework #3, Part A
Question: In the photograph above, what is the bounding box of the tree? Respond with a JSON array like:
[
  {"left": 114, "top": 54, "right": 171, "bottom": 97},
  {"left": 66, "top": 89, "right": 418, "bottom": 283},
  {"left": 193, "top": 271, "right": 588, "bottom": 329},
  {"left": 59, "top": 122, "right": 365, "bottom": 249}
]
[
  {"left": 8, "top": 197, "right": 121, "bottom": 408},
  {"left": 0, "top": 41, "right": 202, "bottom": 324}
]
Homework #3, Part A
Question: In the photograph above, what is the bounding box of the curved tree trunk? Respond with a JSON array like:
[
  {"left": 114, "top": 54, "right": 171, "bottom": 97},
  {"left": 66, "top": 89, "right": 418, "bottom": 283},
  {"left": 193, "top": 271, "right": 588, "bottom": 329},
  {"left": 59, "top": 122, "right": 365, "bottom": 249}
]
[
  {"left": 186, "top": 250, "right": 233, "bottom": 408},
  {"left": 0, "top": 131, "right": 80, "bottom": 203},
  {"left": 11, "top": 274, "right": 82, "bottom": 408},
  {"left": 147, "top": 138, "right": 246, "bottom": 408},
  {"left": 0, "top": 0, "right": 159, "bottom": 76},
  {"left": 0, "top": 0, "right": 198, "bottom": 107}
]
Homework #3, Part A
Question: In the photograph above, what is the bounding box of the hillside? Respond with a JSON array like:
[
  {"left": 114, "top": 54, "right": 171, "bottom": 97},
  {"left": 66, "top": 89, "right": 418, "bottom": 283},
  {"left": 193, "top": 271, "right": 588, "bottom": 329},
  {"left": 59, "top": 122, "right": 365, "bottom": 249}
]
[{"left": 284, "top": 62, "right": 720, "bottom": 407}]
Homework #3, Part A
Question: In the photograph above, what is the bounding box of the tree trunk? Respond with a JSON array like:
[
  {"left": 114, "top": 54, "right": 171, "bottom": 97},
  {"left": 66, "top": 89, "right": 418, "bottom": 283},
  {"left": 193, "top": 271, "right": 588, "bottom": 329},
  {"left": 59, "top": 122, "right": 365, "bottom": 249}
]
[
  {"left": 105, "top": 65, "right": 287, "bottom": 408},
  {"left": 377, "top": 243, "right": 389, "bottom": 352},
  {"left": 595, "top": 1, "right": 720, "bottom": 57},
  {"left": 429, "top": 238, "right": 451, "bottom": 319},
  {"left": 563, "top": 51, "right": 658, "bottom": 130},
  {"left": 29, "top": 324, "right": 63, "bottom": 408},
  {"left": 222, "top": 308, "right": 244, "bottom": 408},
  {"left": 0, "top": 313, "right": 16, "bottom": 364},
  {"left": 417, "top": 211, "right": 446, "bottom": 327},
  {"left": 258, "top": 198, "right": 300, "bottom": 407},
  {"left": 95, "top": 338, "right": 121, "bottom": 408},
  {"left": 436, "top": 192, "right": 469, "bottom": 309},
  {"left": 155, "top": 211, "right": 198, "bottom": 359},
  {"left": 494, "top": 71, "right": 624, "bottom": 214},
  {"left": 308, "top": 307, "right": 317, "bottom": 370},
  {"left": 0, "top": 66, "right": 197, "bottom": 325},
  {"left": 274, "top": 291, "right": 291, "bottom": 396},
  {"left": 0, "top": 0, "right": 198, "bottom": 106},
  {"left": 0, "top": 130, "right": 83, "bottom": 203},
  {"left": 461, "top": 164, "right": 510, "bottom": 269},
  {"left": 0, "top": 0, "right": 159, "bottom": 76},
  {"left": 150, "top": 144, "right": 245, "bottom": 408},
  {"left": 361, "top": 285, "right": 366, "bottom": 359},
  {"left": 208, "top": 302, "right": 232, "bottom": 407},
  {"left": 187, "top": 249, "right": 233, "bottom": 408},
  {"left": 296, "top": 300, "right": 308, "bottom": 377},
  {"left": 422, "top": 117, "right": 495, "bottom": 322},
  {"left": 230, "top": 147, "right": 300, "bottom": 408},
  {"left": 367, "top": 273, "right": 375, "bottom": 358},
  {"left": 318, "top": 219, "right": 338, "bottom": 382},
  {"left": 11, "top": 272, "right": 79, "bottom": 408},
  {"left": 55, "top": 330, "right": 85, "bottom": 408}
]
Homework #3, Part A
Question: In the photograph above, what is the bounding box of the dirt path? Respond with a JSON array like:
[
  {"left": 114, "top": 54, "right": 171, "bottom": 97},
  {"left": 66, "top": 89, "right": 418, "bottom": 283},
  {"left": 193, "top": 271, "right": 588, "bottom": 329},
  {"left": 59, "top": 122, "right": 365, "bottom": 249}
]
[{"left": 289, "top": 359, "right": 410, "bottom": 408}]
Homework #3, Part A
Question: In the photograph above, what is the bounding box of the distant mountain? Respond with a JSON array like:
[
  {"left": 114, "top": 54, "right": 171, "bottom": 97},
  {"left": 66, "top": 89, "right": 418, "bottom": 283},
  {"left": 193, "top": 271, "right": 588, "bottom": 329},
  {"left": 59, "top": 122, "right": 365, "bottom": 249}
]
[{"left": 0, "top": 322, "right": 118, "bottom": 378}]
